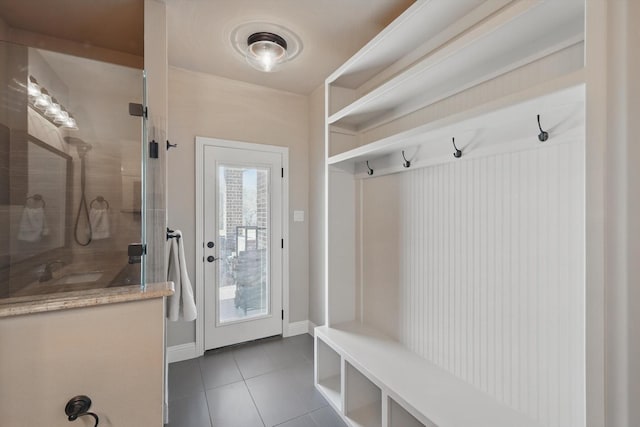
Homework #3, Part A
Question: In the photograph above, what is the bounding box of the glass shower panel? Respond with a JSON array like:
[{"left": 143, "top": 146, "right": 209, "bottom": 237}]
[{"left": 0, "top": 41, "right": 145, "bottom": 300}]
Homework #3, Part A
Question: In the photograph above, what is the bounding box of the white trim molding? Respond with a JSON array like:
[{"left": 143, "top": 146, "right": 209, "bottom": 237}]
[
  {"left": 169, "top": 319, "right": 315, "bottom": 363},
  {"left": 308, "top": 321, "right": 318, "bottom": 337},
  {"left": 167, "top": 342, "right": 198, "bottom": 364},
  {"left": 285, "top": 320, "right": 310, "bottom": 337}
]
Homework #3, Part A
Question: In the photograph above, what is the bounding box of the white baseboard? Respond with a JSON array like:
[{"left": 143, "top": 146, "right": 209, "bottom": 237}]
[
  {"left": 167, "top": 342, "right": 198, "bottom": 363},
  {"left": 170, "top": 321, "right": 315, "bottom": 361},
  {"left": 285, "top": 320, "right": 310, "bottom": 337}
]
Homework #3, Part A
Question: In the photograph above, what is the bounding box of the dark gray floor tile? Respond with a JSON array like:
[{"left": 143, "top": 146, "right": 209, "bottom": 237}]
[
  {"left": 206, "top": 381, "right": 265, "bottom": 427},
  {"left": 287, "top": 361, "right": 327, "bottom": 413},
  {"left": 168, "top": 359, "right": 204, "bottom": 402},
  {"left": 233, "top": 341, "right": 280, "bottom": 379},
  {"left": 166, "top": 392, "right": 212, "bottom": 427},
  {"left": 262, "top": 335, "right": 312, "bottom": 369},
  {"left": 309, "top": 406, "right": 348, "bottom": 427},
  {"left": 246, "top": 360, "right": 326, "bottom": 427},
  {"left": 284, "top": 334, "right": 314, "bottom": 360},
  {"left": 199, "top": 349, "right": 243, "bottom": 390},
  {"left": 274, "top": 414, "right": 316, "bottom": 427}
]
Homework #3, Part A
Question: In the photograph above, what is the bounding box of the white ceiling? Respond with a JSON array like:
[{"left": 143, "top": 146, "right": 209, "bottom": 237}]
[{"left": 165, "top": 0, "right": 415, "bottom": 95}]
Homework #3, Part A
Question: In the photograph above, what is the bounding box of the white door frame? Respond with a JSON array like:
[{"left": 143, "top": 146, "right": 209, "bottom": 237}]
[{"left": 195, "top": 136, "right": 290, "bottom": 356}]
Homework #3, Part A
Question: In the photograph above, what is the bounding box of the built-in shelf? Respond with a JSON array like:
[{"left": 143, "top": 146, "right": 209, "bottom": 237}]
[
  {"left": 315, "top": 337, "right": 342, "bottom": 411},
  {"left": 389, "top": 398, "right": 431, "bottom": 427},
  {"left": 328, "top": 0, "right": 584, "bottom": 131},
  {"left": 328, "top": 70, "right": 585, "bottom": 175},
  {"left": 321, "top": 0, "right": 591, "bottom": 425},
  {"left": 316, "top": 322, "right": 541, "bottom": 427},
  {"left": 346, "top": 402, "right": 382, "bottom": 427},
  {"left": 345, "top": 361, "right": 382, "bottom": 427},
  {"left": 328, "top": 0, "right": 508, "bottom": 91},
  {"left": 317, "top": 374, "right": 341, "bottom": 409}
]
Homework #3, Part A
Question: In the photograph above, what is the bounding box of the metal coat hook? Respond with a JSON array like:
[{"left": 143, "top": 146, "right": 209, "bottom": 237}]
[
  {"left": 401, "top": 151, "right": 411, "bottom": 168},
  {"left": 366, "top": 161, "right": 374, "bottom": 176},
  {"left": 452, "top": 137, "right": 462, "bottom": 158},
  {"left": 537, "top": 114, "right": 549, "bottom": 142}
]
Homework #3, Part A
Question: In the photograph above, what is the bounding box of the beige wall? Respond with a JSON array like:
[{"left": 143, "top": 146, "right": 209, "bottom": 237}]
[
  {"left": 0, "top": 299, "right": 165, "bottom": 427},
  {"left": 604, "top": 1, "right": 640, "bottom": 426},
  {"left": 308, "top": 85, "right": 325, "bottom": 327},
  {"left": 167, "top": 66, "right": 309, "bottom": 346}
]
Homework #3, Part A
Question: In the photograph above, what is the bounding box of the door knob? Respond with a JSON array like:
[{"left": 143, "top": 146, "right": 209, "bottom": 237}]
[
  {"left": 207, "top": 241, "right": 215, "bottom": 248},
  {"left": 207, "top": 255, "right": 219, "bottom": 262}
]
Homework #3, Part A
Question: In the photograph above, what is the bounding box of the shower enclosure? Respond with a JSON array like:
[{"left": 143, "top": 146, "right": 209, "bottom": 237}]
[{"left": 0, "top": 41, "right": 147, "bottom": 300}]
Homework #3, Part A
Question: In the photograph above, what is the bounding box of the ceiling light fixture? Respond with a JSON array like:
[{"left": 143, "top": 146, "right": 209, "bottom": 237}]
[
  {"left": 246, "top": 32, "right": 288, "bottom": 72},
  {"left": 231, "top": 22, "right": 302, "bottom": 73}
]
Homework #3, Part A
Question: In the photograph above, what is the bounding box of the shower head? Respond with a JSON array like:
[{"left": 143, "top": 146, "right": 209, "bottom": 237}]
[{"left": 64, "top": 137, "right": 92, "bottom": 158}]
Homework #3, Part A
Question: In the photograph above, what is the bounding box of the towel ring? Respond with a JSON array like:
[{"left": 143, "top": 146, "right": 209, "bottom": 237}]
[
  {"left": 167, "top": 227, "right": 181, "bottom": 241},
  {"left": 26, "top": 194, "right": 46, "bottom": 208},
  {"left": 90, "top": 196, "right": 109, "bottom": 210}
]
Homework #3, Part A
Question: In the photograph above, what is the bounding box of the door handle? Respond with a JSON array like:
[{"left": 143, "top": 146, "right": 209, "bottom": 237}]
[{"left": 207, "top": 255, "right": 219, "bottom": 262}]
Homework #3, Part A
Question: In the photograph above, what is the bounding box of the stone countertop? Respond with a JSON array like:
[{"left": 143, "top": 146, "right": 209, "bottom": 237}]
[{"left": 0, "top": 282, "right": 174, "bottom": 318}]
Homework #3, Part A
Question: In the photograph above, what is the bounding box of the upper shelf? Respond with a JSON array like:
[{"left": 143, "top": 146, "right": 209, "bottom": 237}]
[
  {"left": 327, "top": 0, "right": 507, "bottom": 90},
  {"left": 328, "top": 0, "right": 585, "bottom": 131},
  {"left": 328, "top": 70, "right": 585, "bottom": 174}
]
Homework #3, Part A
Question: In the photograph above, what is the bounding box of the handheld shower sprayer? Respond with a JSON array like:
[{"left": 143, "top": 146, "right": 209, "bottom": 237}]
[{"left": 64, "top": 137, "right": 93, "bottom": 246}]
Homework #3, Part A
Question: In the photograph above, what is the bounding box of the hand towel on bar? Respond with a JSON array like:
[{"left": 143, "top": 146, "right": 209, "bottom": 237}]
[
  {"left": 89, "top": 207, "right": 110, "bottom": 240},
  {"left": 17, "top": 206, "right": 49, "bottom": 242},
  {"left": 167, "top": 230, "right": 197, "bottom": 321}
]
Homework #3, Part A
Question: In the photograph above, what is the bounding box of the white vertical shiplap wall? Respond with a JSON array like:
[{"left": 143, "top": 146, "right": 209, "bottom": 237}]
[{"left": 362, "top": 138, "right": 585, "bottom": 427}]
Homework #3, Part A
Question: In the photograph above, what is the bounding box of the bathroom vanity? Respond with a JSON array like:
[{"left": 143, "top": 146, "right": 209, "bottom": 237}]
[{"left": 0, "top": 282, "right": 173, "bottom": 427}]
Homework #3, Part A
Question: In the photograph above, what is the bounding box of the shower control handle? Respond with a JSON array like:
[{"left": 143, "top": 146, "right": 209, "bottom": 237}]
[{"left": 207, "top": 256, "right": 219, "bottom": 263}]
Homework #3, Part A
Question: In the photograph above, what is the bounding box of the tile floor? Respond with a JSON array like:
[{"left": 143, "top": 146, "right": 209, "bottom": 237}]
[{"left": 167, "top": 334, "right": 347, "bottom": 427}]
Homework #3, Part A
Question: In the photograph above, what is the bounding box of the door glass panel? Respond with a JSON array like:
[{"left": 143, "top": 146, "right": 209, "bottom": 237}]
[{"left": 217, "top": 164, "right": 270, "bottom": 324}]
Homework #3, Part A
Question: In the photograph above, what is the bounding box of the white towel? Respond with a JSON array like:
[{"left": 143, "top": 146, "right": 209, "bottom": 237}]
[
  {"left": 89, "top": 207, "right": 110, "bottom": 240},
  {"left": 17, "top": 206, "right": 49, "bottom": 242},
  {"left": 167, "top": 230, "right": 197, "bottom": 321}
]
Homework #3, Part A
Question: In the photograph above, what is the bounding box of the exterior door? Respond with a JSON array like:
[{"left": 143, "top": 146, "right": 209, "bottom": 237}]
[{"left": 202, "top": 142, "right": 284, "bottom": 349}]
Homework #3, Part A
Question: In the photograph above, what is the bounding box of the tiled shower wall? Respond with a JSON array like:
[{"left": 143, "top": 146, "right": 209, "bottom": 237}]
[{"left": 362, "top": 138, "right": 585, "bottom": 427}]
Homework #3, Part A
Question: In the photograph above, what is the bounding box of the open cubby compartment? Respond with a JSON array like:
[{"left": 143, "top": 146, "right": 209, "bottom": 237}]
[
  {"left": 344, "top": 361, "right": 382, "bottom": 427},
  {"left": 328, "top": 125, "right": 359, "bottom": 160},
  {"left": 328, "top": 0, "right": 584, "bottom": 131},
  {"left": 387, "top": 397, "right": 434, "bottom": 427},
  {"left": 326, "top": 0, "right": 510, "bottom": 116},
  {"left": 315, "top": 336, "right": 342, "bottom": 410}
]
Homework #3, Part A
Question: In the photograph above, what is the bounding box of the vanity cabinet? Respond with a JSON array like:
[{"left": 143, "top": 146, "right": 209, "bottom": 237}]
[{"left": 0, "top": 289, "right": 169, "bottom": 427}]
